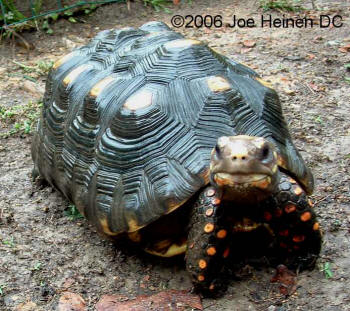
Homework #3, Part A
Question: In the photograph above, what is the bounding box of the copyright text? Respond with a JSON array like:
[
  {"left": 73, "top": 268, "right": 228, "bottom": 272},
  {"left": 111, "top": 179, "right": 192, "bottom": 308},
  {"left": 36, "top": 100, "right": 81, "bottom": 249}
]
[{"left": 170, "top": 14, "right": 343, "bottom": 29}]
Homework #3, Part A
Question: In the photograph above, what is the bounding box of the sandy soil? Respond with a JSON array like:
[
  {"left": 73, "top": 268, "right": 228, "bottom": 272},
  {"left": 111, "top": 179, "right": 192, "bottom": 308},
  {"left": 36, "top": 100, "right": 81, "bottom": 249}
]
[{"left": 0, "top": 0, "right": 349, "bottom": 310}]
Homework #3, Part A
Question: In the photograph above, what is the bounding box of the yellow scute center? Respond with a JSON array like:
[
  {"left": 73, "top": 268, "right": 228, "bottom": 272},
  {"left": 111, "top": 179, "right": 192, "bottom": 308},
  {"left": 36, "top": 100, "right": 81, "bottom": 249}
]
[{"left": 123, "top": 89, "right": 153, "bottom": 111}]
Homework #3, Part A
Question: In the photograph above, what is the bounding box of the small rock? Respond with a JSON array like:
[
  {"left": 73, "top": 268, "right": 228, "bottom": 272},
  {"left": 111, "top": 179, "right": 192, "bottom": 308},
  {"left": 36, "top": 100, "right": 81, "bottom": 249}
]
[
  {"left": 0, "top": 67, "right": 6, "bottom": 75},
  {"left": 284, "top": 88, "right": 295, "bottom": 96},
  {"left": 63, "top": 38, "right": 77, "bottom": 50},
  {"left": 326, "top": 40, "right": 341, "bottom": 46},
  {"left": 58, "top": 292, "right": 86, "bottom": 311},
  {"left": 267, "top": 306, "right": 276, "bottom": 311},
  {"left": 22, "top": 80, "right": 44, "bottom": 98}
]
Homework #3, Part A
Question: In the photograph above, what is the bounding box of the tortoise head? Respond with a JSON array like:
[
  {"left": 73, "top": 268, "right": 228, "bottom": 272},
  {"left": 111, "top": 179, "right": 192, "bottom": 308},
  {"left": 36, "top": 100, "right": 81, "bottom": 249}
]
[{"left": 210, "top": 135, "right": 280, "bottom": 203}]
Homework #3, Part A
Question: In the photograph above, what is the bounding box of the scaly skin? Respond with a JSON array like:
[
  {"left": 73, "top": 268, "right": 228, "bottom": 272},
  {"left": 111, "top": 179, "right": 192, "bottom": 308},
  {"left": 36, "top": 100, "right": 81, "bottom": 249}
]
[
  {"left": 186, "top": 186, "right": 230, "bottom": 295},
  {"left": 260, "top": 172, "right": 322, "bottom": 270}
]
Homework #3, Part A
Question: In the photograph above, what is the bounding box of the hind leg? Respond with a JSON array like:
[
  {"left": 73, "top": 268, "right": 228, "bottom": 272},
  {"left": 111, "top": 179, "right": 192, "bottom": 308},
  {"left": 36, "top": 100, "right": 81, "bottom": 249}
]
[{"left": 262, "top": 173, "right": 322, "bottom": 270}]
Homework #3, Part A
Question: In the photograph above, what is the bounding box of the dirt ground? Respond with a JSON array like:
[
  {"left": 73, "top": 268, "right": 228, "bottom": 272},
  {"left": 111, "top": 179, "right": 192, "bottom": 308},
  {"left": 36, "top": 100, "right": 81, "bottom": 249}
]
[{"left": 0, "top": 0, "right": 349, "bottom": 310}]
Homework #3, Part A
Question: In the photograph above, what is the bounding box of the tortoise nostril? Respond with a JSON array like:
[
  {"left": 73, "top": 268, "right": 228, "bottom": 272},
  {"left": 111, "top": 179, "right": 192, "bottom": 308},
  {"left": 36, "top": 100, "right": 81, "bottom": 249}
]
[{"left": 232, "top": 155, "right": 247, "bottom": 160}]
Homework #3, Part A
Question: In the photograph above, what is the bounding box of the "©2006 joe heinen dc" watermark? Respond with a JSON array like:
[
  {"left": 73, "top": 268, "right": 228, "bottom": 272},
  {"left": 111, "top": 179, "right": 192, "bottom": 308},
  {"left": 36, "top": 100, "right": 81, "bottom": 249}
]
[{"left": 170, "top": 14, "right": 344, "bottom": 29}]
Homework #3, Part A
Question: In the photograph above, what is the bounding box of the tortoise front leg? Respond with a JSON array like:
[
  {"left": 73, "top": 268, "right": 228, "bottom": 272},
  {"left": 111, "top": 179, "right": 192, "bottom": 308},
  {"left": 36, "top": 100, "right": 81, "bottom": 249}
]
[
  {"left": 263, "top": 173, "right": 322, "bottom": 270},
  {"left": 186, "top": 186, "right": 230, "bottom": 295}
]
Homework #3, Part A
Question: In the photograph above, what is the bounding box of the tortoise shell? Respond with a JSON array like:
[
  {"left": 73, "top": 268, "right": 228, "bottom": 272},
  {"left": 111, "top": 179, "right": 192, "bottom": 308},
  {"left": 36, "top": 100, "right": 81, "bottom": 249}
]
[{"left": 31, "top": 21, "right": 313, "bottom": 235}]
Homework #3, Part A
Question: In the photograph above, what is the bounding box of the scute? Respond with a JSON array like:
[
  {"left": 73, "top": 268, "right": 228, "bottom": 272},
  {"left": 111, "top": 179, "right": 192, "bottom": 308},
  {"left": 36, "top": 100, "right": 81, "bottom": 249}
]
[{"left": 32, "top": 22, "right": 313, "bottom": 236}]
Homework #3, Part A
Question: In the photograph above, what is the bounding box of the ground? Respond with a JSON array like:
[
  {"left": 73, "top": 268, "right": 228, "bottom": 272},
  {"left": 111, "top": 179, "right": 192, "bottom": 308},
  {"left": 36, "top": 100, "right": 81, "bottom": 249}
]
[{"left": 0, "top": 0, "right": 349, "bottom": 310}]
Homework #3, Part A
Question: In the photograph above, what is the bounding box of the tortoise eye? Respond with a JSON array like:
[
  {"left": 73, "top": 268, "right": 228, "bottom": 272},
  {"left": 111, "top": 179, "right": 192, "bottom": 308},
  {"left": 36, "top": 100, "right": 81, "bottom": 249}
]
[
  {"left": 215, "top": 144, "right": 221, "bottom": 157},
  {"left": 261, "top": 145, "right": 270, "bottom": 159}
]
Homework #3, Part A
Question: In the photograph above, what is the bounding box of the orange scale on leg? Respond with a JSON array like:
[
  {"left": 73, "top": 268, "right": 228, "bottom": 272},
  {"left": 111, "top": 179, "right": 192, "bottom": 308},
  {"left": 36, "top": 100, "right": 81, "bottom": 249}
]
[
  {"left": 206, "top": 188, "right": 216, "bottom": 197},
  {"left": 199, "top": 259, "right": 207, "bottom": 269},
  {"left": 279, "top": 229, "right": 289, "bottom": 237},
  {"left": 223, "top": 247, "right": 230, "bottom": 258},
  {"left": 293, "top": 186, "right": 303, "bottom": 196},
  {"left": 207, "top": 246, "right": 217, "bottom": 256},
  {"left": 204, "top": 223, "right": 215, "bottom": 233},
  {"left": 205, "top": 208, "right": 214, "bottom": 217},
  {"left": 285, "top": 204, "right": 296, "bottom": 213},
  {"left": 300, "top": 211, "right": 312, "bottom": 222},
  {"left": 289, "top": 177, "right": 297, "bottom": 184},
  {"left": 212, "top": 198, "right": 221, "bottom": 205},
  {"left": 274, "top": 209, "right": 283, "bottom": 217},
  {"left": 216, "top": 229, "right": 227, "bottom": 239},
  {"left": 293, "top": 235, "right": 305, "bottom": 243},
  {"left": 264, "top": 211, "right": 272, "bottom": 221}
]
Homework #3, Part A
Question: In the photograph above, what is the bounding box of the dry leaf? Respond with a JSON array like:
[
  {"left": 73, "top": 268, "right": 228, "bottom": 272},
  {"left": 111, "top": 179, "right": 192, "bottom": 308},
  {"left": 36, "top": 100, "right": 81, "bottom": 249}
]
[
  {"left": 58, "top": 292, "right": 86, "bottom": 311},
  {"left": 339, "top": 45, "right": 350, "bottom": 53},
  {"left": 243, "top": 40, "right": 256, "bottom": 48},
  {"left": 271, "top": 264, "right": 297, "bottom": 296},
  {"left": 62, "top": 278, "right": 75, "bottom": 289}
]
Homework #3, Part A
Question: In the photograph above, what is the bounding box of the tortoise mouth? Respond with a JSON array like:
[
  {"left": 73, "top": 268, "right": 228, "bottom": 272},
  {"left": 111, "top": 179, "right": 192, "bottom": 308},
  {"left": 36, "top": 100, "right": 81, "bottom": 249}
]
[{"left": 213, "top": 173, "right": 271, "bottom": 187}]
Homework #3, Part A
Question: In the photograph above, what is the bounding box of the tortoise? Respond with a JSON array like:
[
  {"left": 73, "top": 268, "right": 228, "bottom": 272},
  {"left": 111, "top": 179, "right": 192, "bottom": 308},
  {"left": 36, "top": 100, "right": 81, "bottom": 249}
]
[{"left": 31, "top": 21, "right": 322, "bottom": 294}]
